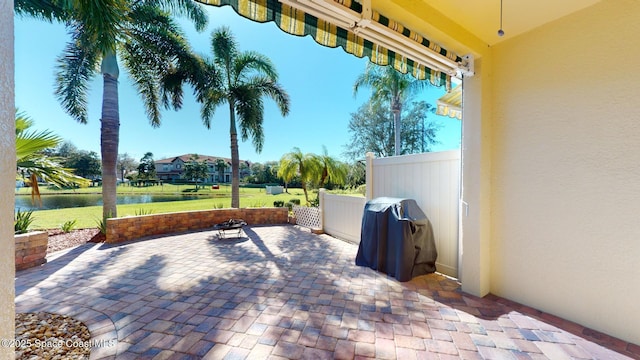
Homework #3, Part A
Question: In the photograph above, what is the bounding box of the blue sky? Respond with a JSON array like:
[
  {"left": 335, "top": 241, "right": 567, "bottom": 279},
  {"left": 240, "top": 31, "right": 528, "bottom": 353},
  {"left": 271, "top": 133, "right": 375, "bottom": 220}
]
[{"left": 14, "top": 5, "right": 460, "bottom": 164}]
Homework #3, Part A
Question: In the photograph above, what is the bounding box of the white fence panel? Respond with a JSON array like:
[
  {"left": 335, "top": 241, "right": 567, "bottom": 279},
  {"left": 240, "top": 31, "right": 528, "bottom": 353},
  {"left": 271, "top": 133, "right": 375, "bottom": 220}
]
[
  {"left": 369, "top": 150, "right": 460, "bottom": 278},
  {"left": 321, "top": 192, "right": 366, "bottom": 243}
]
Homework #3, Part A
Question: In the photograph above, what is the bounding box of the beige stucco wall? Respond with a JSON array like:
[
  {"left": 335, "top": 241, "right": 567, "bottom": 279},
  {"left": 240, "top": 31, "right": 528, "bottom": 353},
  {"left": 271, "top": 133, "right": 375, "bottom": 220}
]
[
  {"left": 490, "top": 0, "right": 640, "bottom": 344},
  {"left": 0, "top": 0, "right": 15, "bottom": 358}
]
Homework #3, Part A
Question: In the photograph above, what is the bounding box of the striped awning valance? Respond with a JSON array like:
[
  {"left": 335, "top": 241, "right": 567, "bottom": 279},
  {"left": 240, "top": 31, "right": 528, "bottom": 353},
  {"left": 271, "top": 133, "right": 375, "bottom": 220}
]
[
  {"left": 436, "top": 84, "right": 462, "bottom": 120},
  {"left": 195, "top": 0, "right": 462, "bottom": 90}
]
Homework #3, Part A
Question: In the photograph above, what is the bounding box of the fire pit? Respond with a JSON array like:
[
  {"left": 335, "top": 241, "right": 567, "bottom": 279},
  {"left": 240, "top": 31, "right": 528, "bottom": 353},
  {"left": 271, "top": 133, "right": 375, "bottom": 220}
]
[{"left": 213, "top": 219, "right": 247, "bottom": 239}]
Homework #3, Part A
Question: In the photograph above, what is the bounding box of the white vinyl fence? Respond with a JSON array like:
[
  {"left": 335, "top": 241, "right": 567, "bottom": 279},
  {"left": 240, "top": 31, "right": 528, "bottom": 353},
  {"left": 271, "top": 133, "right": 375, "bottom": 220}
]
[
  {"left": 319, "top": 191, "right": 366, "bottom": 243},
  {"left": 318, "top": 150, "right": 460, "bottom": 278},
  {"left": 368, "top": 150, "right": 460, "bottom": 277}
]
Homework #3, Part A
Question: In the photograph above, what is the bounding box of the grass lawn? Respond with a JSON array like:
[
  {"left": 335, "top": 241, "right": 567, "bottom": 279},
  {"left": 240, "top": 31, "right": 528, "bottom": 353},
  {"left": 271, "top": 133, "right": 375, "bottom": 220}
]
[{"left": 25, "top": 185, "right": 309, "bottom": 230}]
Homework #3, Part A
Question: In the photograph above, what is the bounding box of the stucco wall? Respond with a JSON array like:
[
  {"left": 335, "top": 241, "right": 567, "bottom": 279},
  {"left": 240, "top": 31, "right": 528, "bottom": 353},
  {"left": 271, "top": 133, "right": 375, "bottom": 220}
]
[
  {"left": 0, "top": 0, "right": 15, "bottom": 357},
  {"left": 490, "top": 0, "right": 640, "bottom": 344}
]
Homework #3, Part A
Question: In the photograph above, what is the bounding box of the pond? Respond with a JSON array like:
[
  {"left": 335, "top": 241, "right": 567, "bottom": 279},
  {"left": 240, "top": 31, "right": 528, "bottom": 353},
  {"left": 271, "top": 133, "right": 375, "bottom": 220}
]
[{"left": 15, "top": 194, "right": 210, "bottom": 212}]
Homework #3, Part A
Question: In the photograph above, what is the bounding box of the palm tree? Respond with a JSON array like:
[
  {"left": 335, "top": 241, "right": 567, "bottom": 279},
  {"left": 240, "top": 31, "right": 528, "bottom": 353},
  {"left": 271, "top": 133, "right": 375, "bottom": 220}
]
[
  {"left": 278, "top": 148, "right": 320, "bottom": 205},
  {"left": 353, "top": 63, "right": 429, "bottom": 156},
  {"left": 15, "top": 0, "right": 207, "bottom": 218},
  {"left": 215, "top": 158, "right": 227, "bottom": 183},
  {"left": 316, "top": 146, "right": 348, "bottom": 188},
  {"left": 196, "top": 26, "right": 290, "bottom": 208},
  {"left": 16, "top": 111, "right": 88, "bottom": 205}
]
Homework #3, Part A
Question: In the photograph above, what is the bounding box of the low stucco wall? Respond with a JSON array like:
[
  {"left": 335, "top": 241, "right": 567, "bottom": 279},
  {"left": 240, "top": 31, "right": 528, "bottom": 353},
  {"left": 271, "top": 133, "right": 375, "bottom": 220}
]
[
  {"left": 106, "top": 208, "right": 288, "bottom": 243},
  {"left": 15, "top": 231, "right": 48, "bottom": 271}
]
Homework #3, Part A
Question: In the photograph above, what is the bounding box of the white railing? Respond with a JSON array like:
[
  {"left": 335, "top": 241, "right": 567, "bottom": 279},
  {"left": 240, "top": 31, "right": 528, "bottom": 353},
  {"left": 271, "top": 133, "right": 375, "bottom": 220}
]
[
  {"left": 319, "top": 191, "right": 366, "bottom": 243},
  {"left": 366, "top": 150, "right": 461, "bottom": 278}
]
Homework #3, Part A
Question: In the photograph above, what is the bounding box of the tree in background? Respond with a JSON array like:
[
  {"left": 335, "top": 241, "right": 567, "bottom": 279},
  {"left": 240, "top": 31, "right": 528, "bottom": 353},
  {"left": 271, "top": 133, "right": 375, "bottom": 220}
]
[
  {"left": 278, "top": 148, "right": 319, "bottom": 204},
  {"left": 137, "top": 152, "right": 156, "bottom": 181},
  {"left": 195, "top": 27, "right": 290, "bottom": 208},
  {"left": 344, "top": 100, "right": 440, "bottom": 160},
  {"left": 16, "top": 0, "right": 208, "bottom": 218},
  {"left": 353, "top": 63, "right": 429, "bottom": 156},
  {"left": 183, "top": 154, "right": 208, "bottom": 190},
  {"left": 16, "top": 111, "right": 88, "bottom": 204},
  {"left": 401, "top": 101, "right": 440, "bottom": 154},
  {"left": 65, "top": 150, "right": 101, "bottom": 179},
  {"left": 117, "top": 153, "right": 138, "bottom": 181}
]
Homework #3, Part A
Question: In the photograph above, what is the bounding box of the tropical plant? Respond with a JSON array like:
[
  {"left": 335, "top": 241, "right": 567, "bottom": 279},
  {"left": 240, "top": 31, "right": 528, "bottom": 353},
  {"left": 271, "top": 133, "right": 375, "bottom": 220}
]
[
  {"left": 214, "top": 158, "right": 227, "bottom": 183},
  {"left": 16, "top": 111, "right": 89, "bottom": 204},
  {"left": 354, "top": 63, "right": 430, "bottom": 156},
  {"left": 277, "top": 148, "right": 320, "bottom": 204},
  {"left": 316, "top": 146, "right": 348, "bottom": 188},
  {"left": 14, "top": 209, "right": 35, "bottom": 234},
  {"left": 15, "top": 0, "right": 208, "bottom": 218},
  {"left": 193, "top": 26, "right": 290, "bottom": 208},
  {"left": 61, "top": 219, "right": 77, "bottom": 233},
  {"left": 135, "top": 208, "right": 154, "bottom": 216}
]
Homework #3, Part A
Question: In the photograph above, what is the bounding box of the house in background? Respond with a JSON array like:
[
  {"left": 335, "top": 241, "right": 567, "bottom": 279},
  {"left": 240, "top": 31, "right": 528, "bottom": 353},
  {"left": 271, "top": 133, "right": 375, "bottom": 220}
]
[{"left": 155, "top": 154, "right": 251, "bottom": 183}]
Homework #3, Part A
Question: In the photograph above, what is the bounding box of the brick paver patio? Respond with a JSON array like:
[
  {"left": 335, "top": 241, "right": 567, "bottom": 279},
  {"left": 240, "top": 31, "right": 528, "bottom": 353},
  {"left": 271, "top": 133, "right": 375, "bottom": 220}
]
[{"left": 15, "top": 225, "right": 639, "bottom": 359}]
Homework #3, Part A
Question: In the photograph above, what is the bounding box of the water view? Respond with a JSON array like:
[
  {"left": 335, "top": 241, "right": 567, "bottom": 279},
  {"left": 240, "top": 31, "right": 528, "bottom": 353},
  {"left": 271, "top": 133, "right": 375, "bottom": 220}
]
[{"left": 15, "top": 194, "right": 209, "bottom": 212}]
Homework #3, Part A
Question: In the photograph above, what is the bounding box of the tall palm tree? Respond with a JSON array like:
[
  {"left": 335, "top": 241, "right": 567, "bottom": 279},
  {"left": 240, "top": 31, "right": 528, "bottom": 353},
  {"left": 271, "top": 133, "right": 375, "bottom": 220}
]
[
  {"left": 196, "top": 26, "right": 290, "bottom": 208},
  {"left": 15, "top": 0, "right": 207, "bottom": 218},
  {"left": 353, "top": 63, "right": 429, "bottom": 156},
  {"left": 16, "top": 111, "right": 89, "bottom": 205},
  {"left": 278, "top": 147, "right": 320, "bottom": 205}
]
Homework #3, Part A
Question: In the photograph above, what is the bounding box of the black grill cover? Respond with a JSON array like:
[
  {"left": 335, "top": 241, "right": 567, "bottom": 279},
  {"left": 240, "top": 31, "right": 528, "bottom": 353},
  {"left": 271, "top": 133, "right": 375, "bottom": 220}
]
[{"left": 355, "top": 197, "right": 437, "bottom": 282}]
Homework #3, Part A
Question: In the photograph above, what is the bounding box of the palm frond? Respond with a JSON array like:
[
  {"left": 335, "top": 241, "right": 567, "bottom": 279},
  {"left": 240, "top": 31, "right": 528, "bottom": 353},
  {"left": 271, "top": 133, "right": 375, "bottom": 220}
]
[
  {"left": 211, "top": 26, "right": 239, "bottom": 79},
  {"left": 234, "top": 51, "right": 278, "bottom": 83},
  {"left": 71, "top": 0, "right": 129, "bottom": 54},
  {"left": 14, "top": 0, "right": 68, "bottom": 22},
  {"left": 54, "top": 22, "right": 99, "bottom": 124},
  {"left": 152, "top": 0, "right": 208, "bottom": 31}
]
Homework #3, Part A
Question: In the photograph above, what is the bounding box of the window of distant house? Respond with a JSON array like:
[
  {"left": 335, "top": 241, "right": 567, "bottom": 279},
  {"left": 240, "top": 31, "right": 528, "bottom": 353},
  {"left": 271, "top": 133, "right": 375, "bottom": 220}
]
[
  {"left": 163, "top": 165, "right": 168, "bottom": 171},
  {"left": 176, "top": 164, "right": 181, "bottom": 169}
]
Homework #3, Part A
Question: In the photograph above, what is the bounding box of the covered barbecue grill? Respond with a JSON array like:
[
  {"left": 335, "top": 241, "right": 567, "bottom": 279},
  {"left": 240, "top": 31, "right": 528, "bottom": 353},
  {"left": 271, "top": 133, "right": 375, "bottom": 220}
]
[{"left": 355, "top": 197, "right": 437, "bottom": 282}]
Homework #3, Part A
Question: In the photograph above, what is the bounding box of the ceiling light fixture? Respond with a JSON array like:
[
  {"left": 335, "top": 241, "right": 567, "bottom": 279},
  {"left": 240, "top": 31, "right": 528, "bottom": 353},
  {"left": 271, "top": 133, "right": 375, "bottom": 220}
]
[{"left": 497, "top": 0, "right": 505, "bottom": 36}]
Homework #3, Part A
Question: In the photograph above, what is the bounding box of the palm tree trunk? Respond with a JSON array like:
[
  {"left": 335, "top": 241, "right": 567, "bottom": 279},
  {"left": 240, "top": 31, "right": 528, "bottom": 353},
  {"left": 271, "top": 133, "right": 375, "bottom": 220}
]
[
  {"left": 101, "top": 53, "right": 120, "bottom": 218},
  {"left": 302, "top": 182, "right": 309, "bottom": 204},
  {"left": 392, "top": 97, "right": 402, "bottom": 156},
  {"left": 229, "top": 103, "right": 240, "bottom": 208}
]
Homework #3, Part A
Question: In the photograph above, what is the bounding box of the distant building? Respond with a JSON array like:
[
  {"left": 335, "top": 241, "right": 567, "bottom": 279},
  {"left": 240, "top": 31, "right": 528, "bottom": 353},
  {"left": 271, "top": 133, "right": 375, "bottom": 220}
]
[{"left": 155, "top": 154, "right": 251, "bottom": 183}]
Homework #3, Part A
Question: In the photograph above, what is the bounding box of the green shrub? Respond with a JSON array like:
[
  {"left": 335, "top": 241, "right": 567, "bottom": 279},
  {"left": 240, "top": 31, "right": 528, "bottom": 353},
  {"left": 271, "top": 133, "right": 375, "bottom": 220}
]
[
  {"left": 309, "top": 196, "right": 320, "bottom": 207},
  {"left": 61, "top": 219, "right": 77, "bottom": 233},
  {"left": 14, "top": 209, "right": 35, "bottom": 234},
  {"left": 273, "top": 200, "right": 285, "bottom": 207},
  {"left": 95, "top": 212, "right": 113, "bottom": 235},
  {"left": 356, "top": 184, "right": 366, "bottom": 195},
  {"left": 216, "top": 203, "right": 224, "bottom": 209},
  {"left": 289, "top": 198, "right": 301, "bottom": 205},
  {"left": 286, "top": 202, "right": 294, "bottom": 211}
]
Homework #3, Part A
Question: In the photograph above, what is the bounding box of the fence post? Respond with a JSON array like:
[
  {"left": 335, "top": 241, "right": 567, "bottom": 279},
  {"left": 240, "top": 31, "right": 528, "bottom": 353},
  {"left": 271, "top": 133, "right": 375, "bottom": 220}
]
[
  {"left": 318, "top": 188, "right": 326, "bottom": 231},
  {"left": 365, "top": 152, "right": 375, "bottom": 201}
]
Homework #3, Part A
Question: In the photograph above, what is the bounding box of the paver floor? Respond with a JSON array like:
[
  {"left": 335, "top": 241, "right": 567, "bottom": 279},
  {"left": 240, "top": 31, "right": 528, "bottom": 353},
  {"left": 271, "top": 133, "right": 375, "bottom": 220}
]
[{"left": 15, "top": 225, "right": 639, "bottom": 359}]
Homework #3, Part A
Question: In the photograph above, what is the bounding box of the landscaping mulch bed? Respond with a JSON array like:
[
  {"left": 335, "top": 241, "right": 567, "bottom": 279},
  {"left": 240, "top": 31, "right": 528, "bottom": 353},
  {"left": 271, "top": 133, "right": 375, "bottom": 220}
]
[{"left": 46, "top": 228, "right": 105, "bottom": 254}]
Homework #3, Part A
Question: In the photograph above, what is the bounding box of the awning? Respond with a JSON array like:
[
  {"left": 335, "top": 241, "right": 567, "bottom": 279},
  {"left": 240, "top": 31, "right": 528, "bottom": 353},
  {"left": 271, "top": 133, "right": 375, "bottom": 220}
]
[
  {"left": 194, "top": 0, "right": 465, "bottom": 90},
  {"left": 436, "top": 83, "right": 462, "bottom": 120}
]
